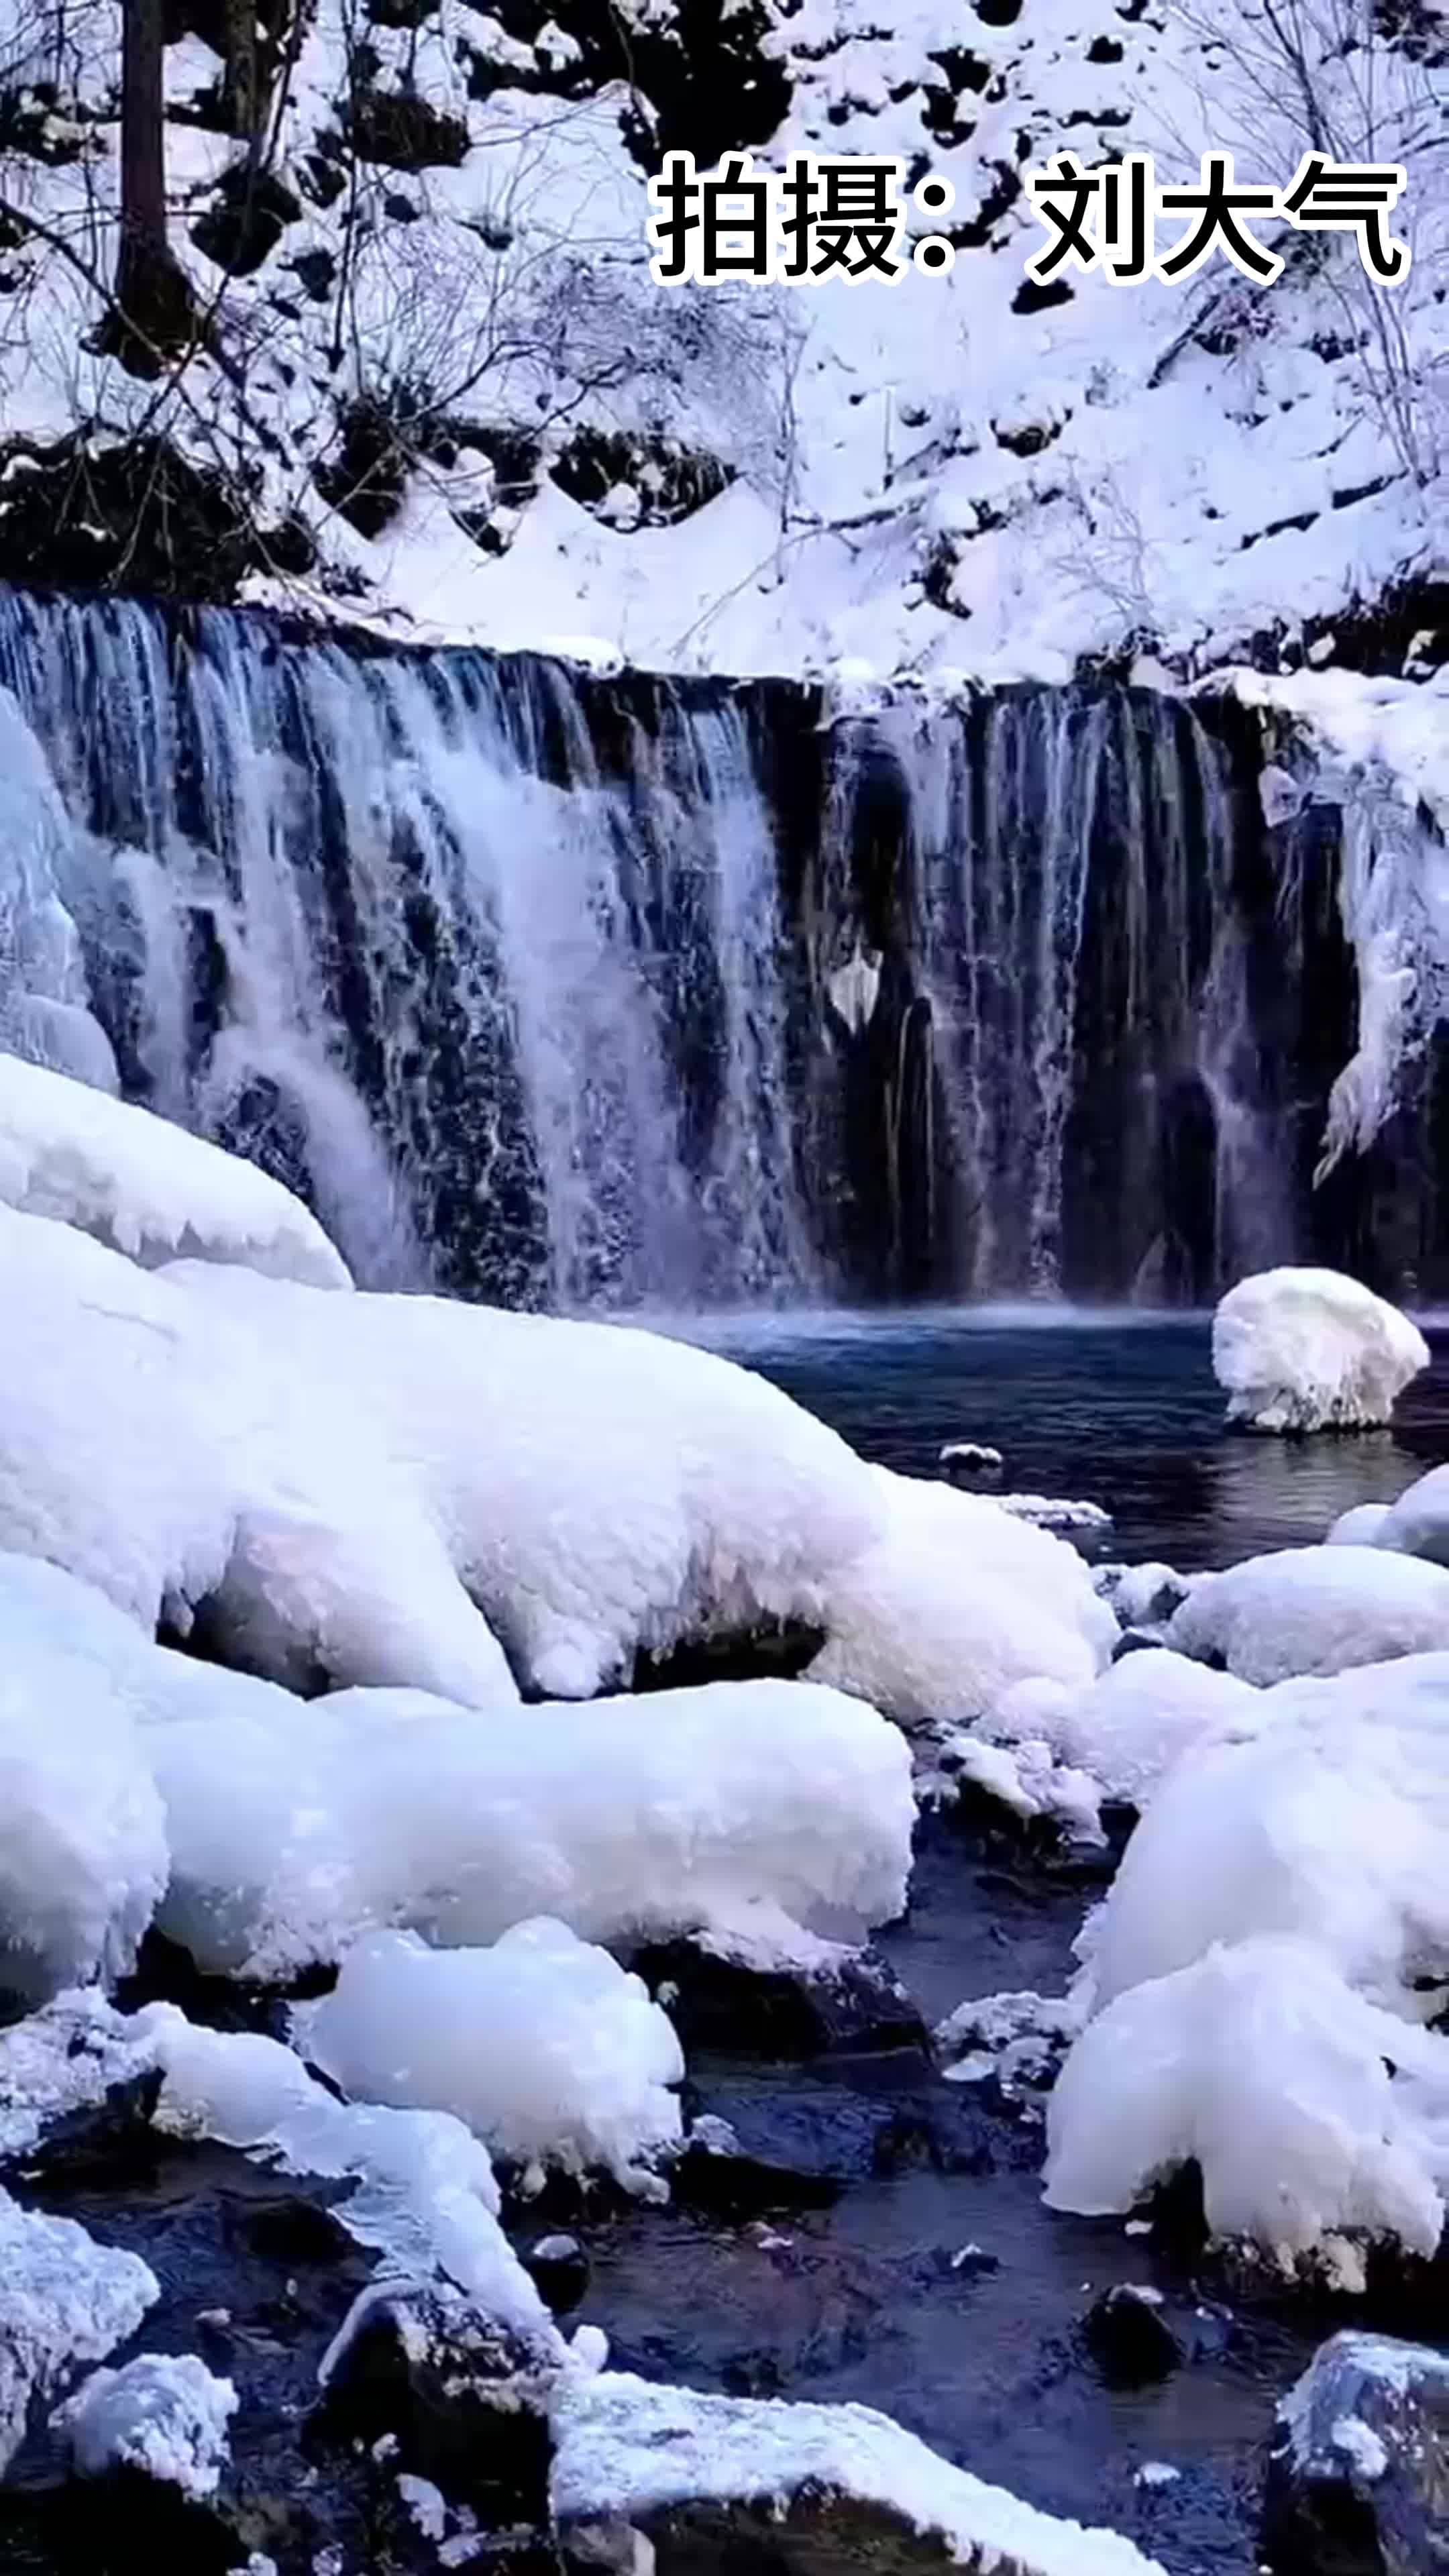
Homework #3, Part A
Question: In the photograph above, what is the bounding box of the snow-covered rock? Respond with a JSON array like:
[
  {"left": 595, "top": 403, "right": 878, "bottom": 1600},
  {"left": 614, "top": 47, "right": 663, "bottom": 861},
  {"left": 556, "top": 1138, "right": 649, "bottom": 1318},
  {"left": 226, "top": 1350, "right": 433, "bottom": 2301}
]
[
  {"left": 54, "top": 2353, "right": 237, "bottom": 2498},
  {"left": 0, "top": 1208, "right": 519, "bottom": 1706},
  {"left": 148, "top": 2007, "right": 560, "bottom": 2355},
  {"left": 1045, "top": 1934, "right": 1449, "bottom": 2269},
  {"left": 168, "top": 1256, "right": 885, "bottom": 1703},
  {"left": 1045, "top": 1650, "right": 1449, "bottom": 2269},
  {"left": 992, "top": 1649, "right": 1255, "bottom": 1816},
  {"left": 1371, "top": 1463, "right": 1449, "bottom": 1568},
  {"left": 1265, "top": 2332, "right": 1449, "bottom": 2575},
  {"left": 0, "top": 1052, "right": 350, "bottom": 1287},
  {"left": 1326, "top": 1501, "right": 1393, "bottom": 1547},
  {"left": 0, "top": 2189, "right": 159, "bottom": 2470},
  {"left": 1073, "top": 1653, "right": 1449, "bottom": 2015},
  {"left": 807, "top": 1467, "right": 1114, "bottom": 1731},
  {"left": 148, "top": 1675, "right": 914, "bottom": 1982},
  {"left": 297, "top": 1921, "right": 684, "bottom": 2197},
  {"left": 1212, "top": 1268, "right": 1429, "bottom": 1434},
  {"left": 551, "top": 2371, "right": 1167, "bottom": 2576},
  {"left": 0, "top": 1556, "right": 168, "bottom": 2001},
  {"left": 1165, "top": 1546, "right": 1449, "bottom": 1684}
]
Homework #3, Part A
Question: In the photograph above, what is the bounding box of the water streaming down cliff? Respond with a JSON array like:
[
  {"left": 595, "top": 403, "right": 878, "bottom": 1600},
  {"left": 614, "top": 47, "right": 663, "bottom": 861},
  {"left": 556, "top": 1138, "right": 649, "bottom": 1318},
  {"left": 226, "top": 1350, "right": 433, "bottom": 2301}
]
[{"left": 0, "top": 584, "right": 1377, "bottom": 1309}]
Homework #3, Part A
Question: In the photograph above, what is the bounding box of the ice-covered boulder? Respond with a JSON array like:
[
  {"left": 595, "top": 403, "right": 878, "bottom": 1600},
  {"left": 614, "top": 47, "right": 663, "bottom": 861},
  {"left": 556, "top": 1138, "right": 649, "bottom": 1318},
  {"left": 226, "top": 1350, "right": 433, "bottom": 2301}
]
[
  {"left": 0, "top": 1208, "right": 519, "bottom": 1705},
  {"left": 1045, "top": 1934, "right": 1449, "bottom": 2267},
  {"left": 808, "top": 1467, "right": 1114, "bottom": 1730},
  {"left": 1326, "top": 1501, "right": 1393, "bottom": 1547},
  {"left": 296, "top": 1921, "right": 684, "bottom": 2196},
  {"left": 551, "top": 2370, "right": 1167, "bottom": 2576},
  {"left": 0, "top": 2189, "right": 159, "bottom": 2470},
  {"left": 0, "top": 1193, "right": 1119, "bottom": 1729},
  {"left": 1212, "top": 1267, "right": 1428, "bottom": 1434},
  {"left": 1045, "top": 1652, "right": 1449, "bottom": 2271},
  {"left": 1166, "top": 1546, "right": 1449, "bottom": 1684},
  {"left": 54, "top": 2353, "right": 237, "bottom": 2498},
  {"left": 1265, "top": 2332, "right": 1449, "bottom": 2575},
  {"left": 992, "top": 1648, "right": 1255, "bottom": 1817},
  {"left": 1075, "top": 1653, "right": 1449, "bottom": 2014},
  {"left": 148, "top": 1674, "right": 915, "bottom": 1982},
  {"left": 0, "top": 1555, "right": 169, "bottom": 2002},
  {"left": 1371, "top": 1462, "right": 1449, "bottom": 1568},
  {"left": 0, "top": 1051, "right": 350, "bottom": 1287}
]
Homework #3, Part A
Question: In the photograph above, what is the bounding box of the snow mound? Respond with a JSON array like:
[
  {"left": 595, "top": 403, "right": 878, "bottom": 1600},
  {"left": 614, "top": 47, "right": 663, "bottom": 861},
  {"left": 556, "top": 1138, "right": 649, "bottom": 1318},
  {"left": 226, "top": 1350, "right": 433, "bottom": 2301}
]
[
  {"left": 169, "top": 1258, "right": 885, "bottom": 1703},
  {"left": 1045, "top": 1935, "right": 1449, "bottom": 2268},
  {"left": 808, "top": 1468, "right": 1114, "bottom": 1731},
  {"left": 297, "top": 1921, "right": 683, "bottom": 2197},
  {"left": 1373, "top": 1465, "right": 1449, "bottom": 1568},
  {"left": 0, "top": 2188, "right": 159, "bottom": 2471},
  {"left": 0, "top": 1197, "right": 1117, "bottom": 1730},
  {"left": 1166, "top": 1546, "right": 1449, "bottom": 1684},
  {"left": 148, "top": 1676, "right": 914, "bottom": 1982},
  {"left": 0, "top": 1555, "right": 168, "bottom": 2002},
  {"left": 55, "top": 2353, "right": 237, "bottom": 2498},
  {"left": 1212, "top": 1269, "right": 1428, "bottom": 1434},
  {"left": 0, "top": 1208, "right": 519, "bottom": 1705},
  {"left": 551, "top": 2371, "right": 1166, "bottom": 2576},
  {"left": 0, "top": 1052, "right": 350, "bottom": 1287},
  {"left": 1326, "top": 1502, "right": 1393, "bottom": 1547}
]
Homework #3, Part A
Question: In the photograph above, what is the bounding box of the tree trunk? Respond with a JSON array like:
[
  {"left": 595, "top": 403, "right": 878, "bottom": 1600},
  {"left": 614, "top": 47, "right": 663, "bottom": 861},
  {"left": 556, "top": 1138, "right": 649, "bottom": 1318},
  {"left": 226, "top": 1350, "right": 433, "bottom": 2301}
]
[
  {"left": 111, "top": 0, "right": 195, "bottom": 364},
  {"left": 223, "top": 0, "right": 260, "bottom": 147}
]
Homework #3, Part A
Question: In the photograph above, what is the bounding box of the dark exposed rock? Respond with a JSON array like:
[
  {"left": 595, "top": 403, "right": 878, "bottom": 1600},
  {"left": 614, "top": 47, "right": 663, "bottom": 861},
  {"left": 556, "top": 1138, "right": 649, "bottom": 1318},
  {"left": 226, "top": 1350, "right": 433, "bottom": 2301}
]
[
  {"left": 191, "top": 164, "right": 303, "bottom": 275},
  {"left": 523, "top": 2231, "right": 592, "bottom": 2314},
  {"left": 631, "top": 1937, "right": 927, "bottom": 2063},
  {"left": 1263, "top": 2330, "right": 1449, "bottom": 2575},
  {"left": 347, "top": 85, "right": 470, "bottom": 169},
  {"left": 1081, "top": 2283, "right": 1185, "bottom": 2387},
  {"left": 313, "top": 2279, "right": 555, "bottom": 2524}
]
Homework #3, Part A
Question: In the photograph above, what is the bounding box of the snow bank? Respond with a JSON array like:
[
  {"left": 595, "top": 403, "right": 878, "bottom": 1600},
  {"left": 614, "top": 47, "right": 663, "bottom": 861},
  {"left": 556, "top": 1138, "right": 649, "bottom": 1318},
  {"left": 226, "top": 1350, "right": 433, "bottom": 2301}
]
[
  {"left": 168, "top": 1258, "right": 885, "bottom": 1703},
  {"left": 1045, "top": 1935, "right": 1449, "bottom": 2267},
  {"left": 56, "top": 2353, "right": 237, "bottom": 2498},
  {"left": 1166, "top": 1547, "right": 1449, "bottom": 1684},
  {"left": 551, "top": 2371, "right": 1166, "bottom": 2576},
  {"left": 1212, "top": 1268, "right": 1428, "bottom": 1434},
  {"left": 807, "top": 1468, "right": 1114, "bottom": 1731},
  {"left": 148, "top": 1675, "right": 914, "bottom": 1981},
  {"left": 0, "top": 1554, "right": 168, "bottom": 2002},
  {"left": 297, "top": 1922, "right": 683, "bottom": 2196},
  {"left": 0, "top": 1052, "right": 350, "bottom": 1287},
  {"left": 0, "top": 1207, "right": 517, "bottom": 1705},
  {"left": 0, "top": 1191, "right": 1112, "bottom": 1729},
  {"left": 0, "top": 2189, "right": 158, "bottom": 2470}
]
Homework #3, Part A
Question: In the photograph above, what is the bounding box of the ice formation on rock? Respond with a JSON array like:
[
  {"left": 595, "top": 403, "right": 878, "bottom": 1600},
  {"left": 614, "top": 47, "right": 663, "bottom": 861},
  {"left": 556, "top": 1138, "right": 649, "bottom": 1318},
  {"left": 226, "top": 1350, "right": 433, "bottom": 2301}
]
[{"left": 1212, "top": 1267, "right": 1428, "bottom": 1435}]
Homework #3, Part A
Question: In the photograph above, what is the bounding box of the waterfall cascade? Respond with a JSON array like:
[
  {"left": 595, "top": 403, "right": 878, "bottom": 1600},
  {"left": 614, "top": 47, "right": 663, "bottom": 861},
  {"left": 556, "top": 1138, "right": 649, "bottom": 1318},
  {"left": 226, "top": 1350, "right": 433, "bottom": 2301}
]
[{"left": 0, "top": 585, "right": 1399, "bottom": 1309}]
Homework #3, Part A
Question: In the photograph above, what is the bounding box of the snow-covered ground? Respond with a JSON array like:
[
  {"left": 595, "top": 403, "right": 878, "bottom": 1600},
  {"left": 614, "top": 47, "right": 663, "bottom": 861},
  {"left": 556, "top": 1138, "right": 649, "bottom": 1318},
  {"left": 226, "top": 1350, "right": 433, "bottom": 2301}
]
[{"left": 0, "top": 0, "right": 1444, "bottom": 691}]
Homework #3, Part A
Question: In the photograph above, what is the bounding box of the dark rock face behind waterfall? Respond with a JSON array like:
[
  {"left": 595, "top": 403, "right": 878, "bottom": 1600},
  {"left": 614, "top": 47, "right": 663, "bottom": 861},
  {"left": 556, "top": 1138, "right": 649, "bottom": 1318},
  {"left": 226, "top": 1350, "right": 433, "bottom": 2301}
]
[{"left": 0, "top": 581, "right": 1436, "bottom": 1311}]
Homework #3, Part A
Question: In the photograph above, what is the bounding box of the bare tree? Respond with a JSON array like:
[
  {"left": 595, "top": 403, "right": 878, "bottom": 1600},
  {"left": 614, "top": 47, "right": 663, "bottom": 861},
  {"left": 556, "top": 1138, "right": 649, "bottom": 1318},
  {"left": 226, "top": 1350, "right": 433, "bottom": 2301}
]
[
  {"left": 223, "top": 0, "right": 260, "bottom": 147},
  {"left": 112, "top": 0, "right": 194, "bottom": 358}
]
